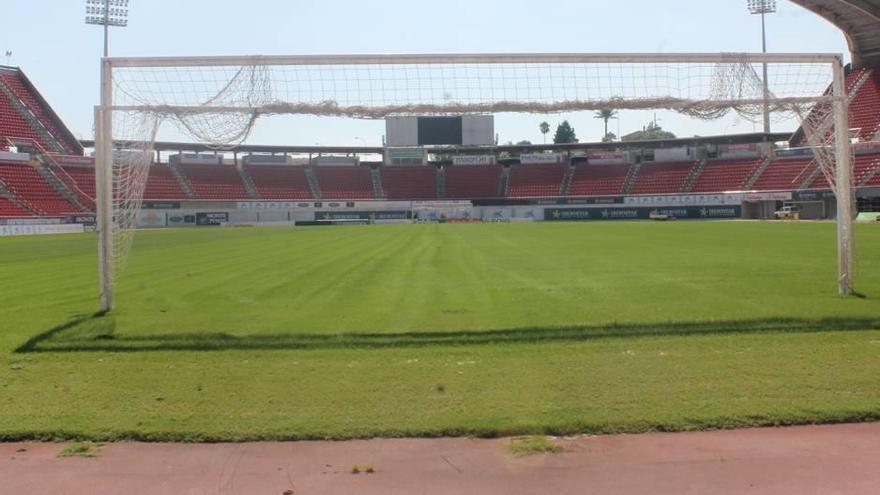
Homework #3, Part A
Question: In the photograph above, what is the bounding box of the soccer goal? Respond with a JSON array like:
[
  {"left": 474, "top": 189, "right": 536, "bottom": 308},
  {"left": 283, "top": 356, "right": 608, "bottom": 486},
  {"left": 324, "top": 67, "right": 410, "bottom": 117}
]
[{"left": 94, "top": 52, "right": 856, "bottom": 312}]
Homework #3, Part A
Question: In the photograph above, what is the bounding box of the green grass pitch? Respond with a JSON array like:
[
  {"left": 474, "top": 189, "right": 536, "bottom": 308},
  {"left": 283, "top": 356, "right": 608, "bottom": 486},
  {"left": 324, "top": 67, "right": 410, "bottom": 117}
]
[{"left": 1, "top": 222, "right": 879, "bottom": 441}]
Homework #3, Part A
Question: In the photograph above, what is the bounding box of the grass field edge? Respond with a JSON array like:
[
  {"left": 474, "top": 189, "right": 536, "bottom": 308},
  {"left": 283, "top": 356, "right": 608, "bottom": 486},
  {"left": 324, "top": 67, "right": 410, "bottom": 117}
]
[{"left": 2, "top": 411, "right": 879, "bottom": 443}]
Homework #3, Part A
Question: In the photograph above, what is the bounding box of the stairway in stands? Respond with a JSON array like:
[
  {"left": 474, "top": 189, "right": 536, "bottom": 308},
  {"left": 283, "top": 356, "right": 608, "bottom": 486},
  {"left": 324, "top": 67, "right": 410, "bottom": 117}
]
[
  {"left": 0, "top": 75, "right": 68, "bottom": 154},
  {"left": 560, "top": 164, "right": 575, "bottom": 196},
  {"left": 743, "top": 155, "right": 774, "bottom": 190},
  {"left": 34, "top": 159, "right": 92, "bottom": 212},
  {"left": 436, "top": 167, "right": 446, "bottom": 198},
  {"left": 681, "top": 159, "right": 706, "bottom": 193},
  {"left": 0, "top": 180, "right": 37, "bottom": 217},
  {"left": 498, "top": 167, "right": 511, "bottom": 197},
  {"left": 168, "top": 162, "right": 197, "bottom": 199},
  {"left": 620, "top": 162, "right": 641, "bottom": 194},
  {"left": 304, "top": 167, "right": 321, "bottom": 199},
  {"left": 237, "top": 166, "right": 260, "bottom": 199},
  {"left": 5, "top": 137, "right": 93, "bottom": 211},
  {"left": 370, "top": 167, "right": 384, "bottom": 199}
]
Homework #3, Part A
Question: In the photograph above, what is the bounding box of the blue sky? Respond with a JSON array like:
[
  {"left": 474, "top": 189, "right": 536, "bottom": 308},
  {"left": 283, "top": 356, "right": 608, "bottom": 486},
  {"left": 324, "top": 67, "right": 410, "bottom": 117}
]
[{"left": 1, "top": 0, "right": 850, "bottom": 147}]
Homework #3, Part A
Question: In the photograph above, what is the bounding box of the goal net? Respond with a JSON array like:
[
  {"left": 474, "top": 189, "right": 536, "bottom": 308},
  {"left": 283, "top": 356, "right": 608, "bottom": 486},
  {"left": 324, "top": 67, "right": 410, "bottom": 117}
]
[{"left": 96, "top": 53, "right": 854, "bottom": 310}]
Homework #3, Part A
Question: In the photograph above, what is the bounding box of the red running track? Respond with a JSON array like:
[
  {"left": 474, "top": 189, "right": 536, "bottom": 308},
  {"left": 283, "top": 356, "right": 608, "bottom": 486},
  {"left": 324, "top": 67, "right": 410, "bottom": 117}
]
[{"left": 1, "top": 423, "right": 878, "bottom": 494}]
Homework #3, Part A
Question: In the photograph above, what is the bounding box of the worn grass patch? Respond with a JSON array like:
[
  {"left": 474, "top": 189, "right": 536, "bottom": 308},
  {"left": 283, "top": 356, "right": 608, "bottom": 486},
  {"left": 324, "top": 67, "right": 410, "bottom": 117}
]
[
  {"left": 57, "top": 442, "right": 101, "bottom": 458},
  {"left": 508, "top": 436, "right": 565, "bottom": 456}
]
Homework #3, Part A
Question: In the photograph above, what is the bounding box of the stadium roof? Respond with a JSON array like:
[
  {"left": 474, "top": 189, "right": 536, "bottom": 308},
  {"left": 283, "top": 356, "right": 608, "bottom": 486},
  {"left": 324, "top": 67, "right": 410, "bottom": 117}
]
[
  {"left": 792, "top": 0, "right": 880, "bottom": 67},
  {"left": 80, "top": 132, "right": 791, "bottom": 156}
]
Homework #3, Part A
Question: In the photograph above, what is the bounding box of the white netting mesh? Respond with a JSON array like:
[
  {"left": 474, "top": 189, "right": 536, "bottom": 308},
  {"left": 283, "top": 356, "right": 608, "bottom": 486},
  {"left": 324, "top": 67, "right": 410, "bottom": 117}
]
[
  {"left": 110, "top": 57, "right": 835, "bottom": 145},
  {"left": 111, "top": 111, "right": 159, "bottom": 273},
  {"left": 102, "top": 54, "right": 846, "bottom": 276}
]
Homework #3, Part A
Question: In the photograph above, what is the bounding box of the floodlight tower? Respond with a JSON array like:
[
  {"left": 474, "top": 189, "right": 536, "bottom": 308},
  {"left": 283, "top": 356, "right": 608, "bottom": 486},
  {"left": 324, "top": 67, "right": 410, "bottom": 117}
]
[
  {"left": 85, "top": 0, "right": 130, "bottom": 58},
  {"left": 747, "top": 0, "right": 776, "bottom": 134}
]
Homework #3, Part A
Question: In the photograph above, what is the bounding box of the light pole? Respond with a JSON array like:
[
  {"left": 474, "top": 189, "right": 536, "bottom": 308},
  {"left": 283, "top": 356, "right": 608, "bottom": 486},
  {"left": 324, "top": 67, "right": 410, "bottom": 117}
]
[
  {"left": 85, "top": 0, "right": 130, "bottom": 58},
  {"left": 747, "top": 0, "right": 775, "bottom": 134}
]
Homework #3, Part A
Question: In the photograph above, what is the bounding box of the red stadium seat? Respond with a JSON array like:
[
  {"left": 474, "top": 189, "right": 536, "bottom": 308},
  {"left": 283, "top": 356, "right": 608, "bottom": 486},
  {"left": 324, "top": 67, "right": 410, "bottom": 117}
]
[
  {"left": 178, "top": 163, "right": 250, "bottom": 200},
  {"left": 691, "top": 159, "right": 762, "bottom": 193},
  {"left": 381, "top": 166, "right": 437, "bottom": 200},
  {"left": 444, "top": 165, "right": 501, "bottom": 199},
  {"left": 630, "top": 162, "right": 695, "bottom": 195},
  {"left": 506, "top": 164, "right": 566, "bottom": 198},
  {"left": 245, "top": 164, "right": 313, "bottom": 200},
  {"left": 569, "top": 164, "right": 629, "bottom": 197},
  {"left": 314, "top": 166, "right": 375, "bottom": 200},
  {"left": 0, "top": 162, "right": 82, "bottom": 216}
]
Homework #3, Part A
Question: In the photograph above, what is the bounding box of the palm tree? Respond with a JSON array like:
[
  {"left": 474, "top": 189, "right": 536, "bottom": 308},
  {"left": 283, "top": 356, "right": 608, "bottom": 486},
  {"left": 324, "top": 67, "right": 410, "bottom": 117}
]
[
  {"left": 539, "top": 121, "right": 550, "bottom": 144},
  {"left": 594, "top": 109, "right": 618, "bottom": 141}
]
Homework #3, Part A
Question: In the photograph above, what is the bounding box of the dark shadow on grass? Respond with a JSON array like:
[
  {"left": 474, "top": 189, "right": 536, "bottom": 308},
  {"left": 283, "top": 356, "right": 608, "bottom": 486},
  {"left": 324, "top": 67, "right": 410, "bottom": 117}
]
[{"left": 15, "top": 315, "right": 880, "bottom": 354}]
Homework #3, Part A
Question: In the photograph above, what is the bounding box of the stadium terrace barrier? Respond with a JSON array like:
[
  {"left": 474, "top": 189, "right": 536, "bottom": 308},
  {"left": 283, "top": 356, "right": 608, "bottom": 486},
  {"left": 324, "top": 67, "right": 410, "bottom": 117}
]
[
  {"left": 544, "top": 206, "right": 742, "bottom": 221},
  {"left": 0, "top": 223, "right": 84, "bottom": 236}
]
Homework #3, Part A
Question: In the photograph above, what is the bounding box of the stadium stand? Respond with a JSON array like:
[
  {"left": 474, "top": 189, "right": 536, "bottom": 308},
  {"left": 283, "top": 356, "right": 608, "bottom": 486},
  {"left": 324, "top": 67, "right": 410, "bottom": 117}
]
[
  {"left": 568, "top": 164, "right": 630, "bottom": 197},
  {"left": 0, "top": 162, "right": 81, "bottom": 216},
  {"left": 630, "top": 161, "right": 696, "bottom": 195},
  {"left": 0, "top": 92, "right": 48, "bottom": 151},
  {"left": 245, "top": 164, "right": 313, "bottom": 200},
  {"left": 0, "top": 68, "right": 81, "bottom": 155},
  {"left": 0, "top": 195, "right": 30, "bottom": 218},
  {"left": 847, "top": 70, "right": 880, "bottom": 141},
  {"left": 143, "top": 164, "right": 188, "bottom": 200},
  {"left": 443, "top": 165, "right": 502, "bottom": 199},
  {"left": 61, "top": 165, "right": 96, "bottom": 200},
  {"left": 178, "top": 163, "right": 250, "bottom": 200},
  {"left": 691, "top": 158, "right": 762, "bottom": 193},
  {"left": 380, "top": 166, "right": 438, "bottom": 200},
  {"left": 313, "top": 166, "right": 375, "bottom": 200},
  {"left": 751, "top": 157, "right": 817, "bottom": 191},
  {"left": 506, "top": 164, "right": 566, "bottom": 198}
]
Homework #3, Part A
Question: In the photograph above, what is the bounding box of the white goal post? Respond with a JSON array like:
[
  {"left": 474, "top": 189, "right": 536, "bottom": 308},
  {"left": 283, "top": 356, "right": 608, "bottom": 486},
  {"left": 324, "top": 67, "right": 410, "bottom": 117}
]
[{"left": 94, "top": 52, "right": 855, "bottom": 312}]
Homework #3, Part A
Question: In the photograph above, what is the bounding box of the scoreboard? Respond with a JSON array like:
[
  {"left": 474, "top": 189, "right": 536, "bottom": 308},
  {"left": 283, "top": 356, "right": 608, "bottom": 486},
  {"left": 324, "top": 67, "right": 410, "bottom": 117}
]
[{"left": 386, "top": 115, "right": 494, "bottom": 147}]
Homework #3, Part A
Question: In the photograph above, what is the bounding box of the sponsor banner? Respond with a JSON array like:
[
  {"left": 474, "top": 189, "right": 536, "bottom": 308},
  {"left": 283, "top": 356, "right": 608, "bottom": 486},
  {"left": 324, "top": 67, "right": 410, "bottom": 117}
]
[
  {"left": 852, "top": 142, "right": 880, "bottom": 156},
  {"left": 0, "top": 224, "right": 85, "bottom": 236},
  {"left": 411, "top": 200, "right": 472, "bottom": 207},
  {"left": 452, "top": 155, "right": 496, "bottom": 166},
  {"left": 544, "top": 206, "right": 741, "bottom": 221},
  {"left": 587, "top": 151, "right": 631, "bottom": 165},
  {"left": 520, "top": 153, "right": 564, "bottom": 164},
  {"left": 315, "top": 210, "right": 410, "bottom": 221},
  {"left": 718, "top": 143, "right": 760, "bottom": 159},
  {"left": 792, "top": 190, "right": 835, "bottom": 201},
  {"left": 776, "top": 147, "right": 815, "bottom": 159},
  {"left": 172, "top": 153, "right": 221, "bottom": 165},
  {"left": 473, "top": 197, "right": 622, "bottom": 206},
  {"left": 66, "top": 215, "right": 96, "bottom": 225},
  {"left": 138, "top": 211, "right": 167, "bottom": 228},
  {"left": 653, "top": 147, "right": 691, "bottom": 162},
  {"left": 0, "top": 151, "right": 31, "bottom": 163},
  {"left": 142, "top": 201, "right": 181, "bottom": 209},
  {"left": 242, "top": 154, "right": 290, "bottom": 165},
  {"left": 535, "top": 197, "right": 624, "bottom": 205},
  {"left": 624, "top": 193, "right": 743, "bottom": 206},
  {"left": 167, "top": 214, "right": 195, "bottom": 226},
  {"left": 5, "top": 218, "right": 62, "bottom": 226},
  {"left": 743, "top": 191, "right": 792, "bottom": 201},
  {"left": 313, "top": 156, "right": 359, "bottom": 166},
  {"left": 54, "top": 155, "right": 95, "bottom": 166},
  {"left": 196, "top": 212, "right": 229, "bottom": 226}
]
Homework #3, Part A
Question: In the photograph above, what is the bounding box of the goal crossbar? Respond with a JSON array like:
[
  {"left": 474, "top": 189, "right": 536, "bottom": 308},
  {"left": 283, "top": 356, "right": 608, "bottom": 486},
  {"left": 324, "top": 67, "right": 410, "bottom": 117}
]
[{"left": 104, "top": 52, "right": 842, "bottom": 68}]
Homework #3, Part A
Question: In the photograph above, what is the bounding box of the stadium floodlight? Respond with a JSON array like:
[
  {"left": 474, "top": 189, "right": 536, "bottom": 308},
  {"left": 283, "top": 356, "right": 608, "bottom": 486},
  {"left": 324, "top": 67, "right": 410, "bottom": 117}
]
[
  {"left": 85, "top": 0, "right": 130, "bottom": 57},
  {"left": 748, "top": 0, "right": 776, "bottom": 134}
]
